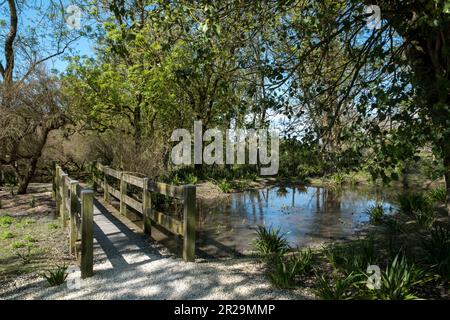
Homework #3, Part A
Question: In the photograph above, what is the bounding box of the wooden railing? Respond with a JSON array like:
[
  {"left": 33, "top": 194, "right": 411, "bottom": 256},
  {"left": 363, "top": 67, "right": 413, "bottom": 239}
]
[
  {"left": 91, "top": 162, "right": 197, "bottom": 262},
  {"left": 53, "top": 163, "right": 94, "bottom": 278}
]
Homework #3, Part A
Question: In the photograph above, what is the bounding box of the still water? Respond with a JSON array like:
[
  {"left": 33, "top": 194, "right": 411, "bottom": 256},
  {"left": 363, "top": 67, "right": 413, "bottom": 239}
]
[{"left": 196, "top": 185, "right": 394, "bottom": 256}]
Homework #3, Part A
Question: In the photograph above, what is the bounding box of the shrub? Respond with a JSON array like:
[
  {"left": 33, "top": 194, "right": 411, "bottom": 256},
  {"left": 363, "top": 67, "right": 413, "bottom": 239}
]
[
  {"left": 254, "top": 225, "right": 290, "bottom": 259},
  {"left": 184, "top": 173, "right": 198, "bottom": 185},
  {"left": 397, "top": 192, "right": 430, "bottom": 215},
  {"left": 325, "top": 239, "right": 377, "bottom": 275},
  {"left": 374, "top": 254, "right": 424, "bottom": 300},
  {"left": 0, "top": 215, "right": 15, "bottom": 227},
  {"left": 314, "top": 272, "right": 360, "bottom": 300},
  {"left": 217, "top": 180, "right": 232, "bottom": 193},
  {"left": 0, "top": 230, "right": 15, "bottom": 240},
  {"left": 330, "top": 172, "right": 345, "bottom": 186},
  {"left": 426, "top": 187, "right": 446, "bottom": 204},
  {"left": 422, "top": 225, "right": 450, "bottom": 280},
  {"left": 383, "top": 216, "right": 405, "bottom": 235},
  {"left": 414, "top": 209, "right": 436, "bottom": 229},
  {"left": 42, "top": 265, "right": 68, "bottom": 286},
  {"left": 365, "top": 204, "right": 384, "bottom": 223}
]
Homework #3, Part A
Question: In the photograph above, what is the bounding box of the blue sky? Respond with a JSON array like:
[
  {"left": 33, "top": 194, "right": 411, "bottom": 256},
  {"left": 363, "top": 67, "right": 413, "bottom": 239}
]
[{"left": 0, "top": 1, "right": 97, "bottom": 74}]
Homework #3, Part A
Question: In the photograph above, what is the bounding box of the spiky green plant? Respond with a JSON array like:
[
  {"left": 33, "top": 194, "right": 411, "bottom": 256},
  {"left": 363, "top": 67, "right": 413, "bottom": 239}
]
[
  {"left": 325, "top": 239, "right": 377, "bottom": 275},
  {"left": 268, "top": 258, "right": 300, "bottom": 288},
  {"left": 184, "top": 173, "right": 198, "bottom": 185},
  {"left": 397, "top": 192, "right": 430, "bottom": 215},
  {"left": 422, "top": 225, "right": 450, "bottom": 281},
  {"left": 314, "top": 272, "right": 360, "bottom": 300},
  {"left": 365, "top": 204, "right": 384, "bottom": 223},
  {"left": 42, "top": 265, "right": 68, "bottom": 286},
  {"left": 15, "top": 246, "right": 33, "bottom": 265},
  {"left": 414, "top": 209, "right": 436, "bottom": 229},
  {"left": 254, "top": 225, "right": 290, "bottom": 259},
  {"left": 426, "top": 187, "right": 446, "bottom": 204},
  {"left": 218, "top": 179, "right": 232, "bottom": 193},
  {"left": 383, "top": 216, "right": 405, "bottom": 235},
  {"left": 374, "top": 254, "right": 424, "bottom": 300}
]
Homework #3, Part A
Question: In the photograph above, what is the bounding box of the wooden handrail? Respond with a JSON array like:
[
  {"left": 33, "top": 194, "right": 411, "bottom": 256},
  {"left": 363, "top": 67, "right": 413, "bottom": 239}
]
[
  {"left": 53, "top": 162, "right": 94, "bottom": 278},
  {"left": 91, "top": 162, "right": 197, "bottom": 262}
]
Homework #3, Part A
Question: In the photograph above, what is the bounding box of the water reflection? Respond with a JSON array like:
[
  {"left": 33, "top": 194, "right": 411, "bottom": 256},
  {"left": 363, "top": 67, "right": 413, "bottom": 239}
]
[{"left": 197, "top": 185, "right": 393, "bottom": 256}]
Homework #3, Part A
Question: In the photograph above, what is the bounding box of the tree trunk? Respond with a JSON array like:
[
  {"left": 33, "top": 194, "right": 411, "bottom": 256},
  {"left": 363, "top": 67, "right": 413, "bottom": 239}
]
[{"left": 16, "top": 158, "right": 38, "bottom": 195}]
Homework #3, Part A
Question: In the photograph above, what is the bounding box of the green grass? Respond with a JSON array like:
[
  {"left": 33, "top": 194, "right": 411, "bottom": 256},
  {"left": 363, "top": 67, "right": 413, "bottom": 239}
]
[
  {"left": 0, "top": 230, "right": 15, "bottom": 240},
  {"left": 18, "top": 218, "right": 36, "bottom": 227},
  {"left": 0, "top": 215, "right": 15, "bottom": 227},
  {"left": 11, "top": 241, "right": 28, "bottom": 249},
  {"left": 24, "top": 235, "right": 38, "bottom": 243},
  {"left": 47, "top": 222, "right": 59, "bottom": 230}
]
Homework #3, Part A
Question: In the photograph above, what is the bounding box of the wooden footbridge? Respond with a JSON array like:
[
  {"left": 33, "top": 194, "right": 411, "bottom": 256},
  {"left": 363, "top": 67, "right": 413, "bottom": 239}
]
[{"left": 52, "top": 162, "right": 197, "bottom": 278}]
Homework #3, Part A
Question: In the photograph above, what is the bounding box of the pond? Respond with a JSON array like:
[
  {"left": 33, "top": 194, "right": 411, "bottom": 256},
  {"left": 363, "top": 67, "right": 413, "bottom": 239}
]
[{"left": 196, "top": 185, "right": 395, "bottom": 257}]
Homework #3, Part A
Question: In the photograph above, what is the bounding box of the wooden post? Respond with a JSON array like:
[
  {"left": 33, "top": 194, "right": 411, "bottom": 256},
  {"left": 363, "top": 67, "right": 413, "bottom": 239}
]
[
  {"left": 142, "top": 177, "right": 152, "bottom": 236},
  {"left": 120, "top": 172, "right": 127, "bottom": 216},
  {"left": 61, "top": 174, "right": 69, "bottom": 227},
  {"left": 91, "top": 161, "right": 97, "bottom": 192},
  {"left": 103, "top": 166, "right": 109, "bottom": 202},
  {"left": 80, "top": 189, "right": 94, "bottom": 278},
  {"left": 55, "top": 166, "right": 61, "bottom": 217},
  {"left": 183, "top": 185, "right": 196, "bottom": 262},
  {"left": 69, "top": 180, "right": 78, "bottom": 255},
  {"left": 51, "top": 161, "right": 57, "bottom": 197}
]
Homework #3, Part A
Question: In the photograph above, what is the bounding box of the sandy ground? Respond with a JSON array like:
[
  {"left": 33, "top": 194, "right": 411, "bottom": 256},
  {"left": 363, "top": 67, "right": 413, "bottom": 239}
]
[
  {"left": 0, "top": 184, "right": 74, "bottom": 288},
  {"left": 0, "top": 185, "right": 312, "bottom": 300}
]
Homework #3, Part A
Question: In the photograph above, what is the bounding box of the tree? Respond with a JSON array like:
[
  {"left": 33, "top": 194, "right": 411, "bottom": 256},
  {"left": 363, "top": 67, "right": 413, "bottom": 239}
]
[
  {"left": 265, "top": 0, "right": 450, "bottom": 214},
  {"left": 0, "top": 0, "right": 82, "bottom": 194}
]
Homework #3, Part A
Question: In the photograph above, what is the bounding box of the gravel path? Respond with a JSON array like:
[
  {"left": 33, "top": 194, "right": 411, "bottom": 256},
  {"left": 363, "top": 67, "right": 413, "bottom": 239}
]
[{"left": 1, "top": 200, "right": 312, "bottom": 300}]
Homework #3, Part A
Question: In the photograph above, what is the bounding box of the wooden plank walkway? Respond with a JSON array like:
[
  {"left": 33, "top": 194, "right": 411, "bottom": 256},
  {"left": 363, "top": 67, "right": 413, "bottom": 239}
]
[{"left": 92, "top": 199, "right": 163, "bottom": 269}]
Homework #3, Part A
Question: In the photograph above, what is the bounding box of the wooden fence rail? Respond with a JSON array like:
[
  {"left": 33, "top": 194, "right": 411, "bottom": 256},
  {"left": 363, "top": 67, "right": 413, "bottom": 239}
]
[
  {"left": 52, "top": 162, "right": 94, "bottom": 278},
  {"left": 91, "top": 162, "right": 197, "bottom": 262}
]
